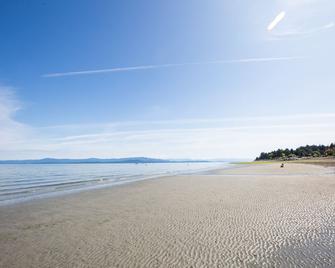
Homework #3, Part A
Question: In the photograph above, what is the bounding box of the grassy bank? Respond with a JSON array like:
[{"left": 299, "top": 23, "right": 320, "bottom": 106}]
[
  {"left": 233, "top": 161, "right": 277, "bottom": 165},
  {"left": 290, "top": 158, "right": 335, "bottom": 167},
  {"left": 234, "top": 158, "right": 335, "bottom": 167}
]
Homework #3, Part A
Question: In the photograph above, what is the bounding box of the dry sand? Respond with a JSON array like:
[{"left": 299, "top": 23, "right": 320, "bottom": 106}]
[{"left": 1, "top": 163, "right": 335, "bottom": 267}]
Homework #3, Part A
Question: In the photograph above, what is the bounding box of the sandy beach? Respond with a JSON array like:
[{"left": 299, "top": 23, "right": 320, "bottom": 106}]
[{"left": 1, "top": 163, "right": 335, "bottom": 267}]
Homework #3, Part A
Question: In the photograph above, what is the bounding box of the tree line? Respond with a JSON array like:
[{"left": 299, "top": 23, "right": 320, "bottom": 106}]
[{"left": 255, "top": 143, "right": 335, "bottom": 161}]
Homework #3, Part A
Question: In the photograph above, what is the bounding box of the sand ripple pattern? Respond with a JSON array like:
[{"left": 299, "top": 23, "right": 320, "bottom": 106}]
[{"left": 1, "top": 163, "right": 335, "bottom": 267}]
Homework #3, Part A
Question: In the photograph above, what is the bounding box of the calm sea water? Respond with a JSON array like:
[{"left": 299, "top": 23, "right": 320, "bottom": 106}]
[{"left": 0, "top": 162, "right": 227, "bottom": 205}]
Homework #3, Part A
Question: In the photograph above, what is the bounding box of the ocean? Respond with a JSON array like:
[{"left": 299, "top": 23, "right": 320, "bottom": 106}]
[{"left": 0, "top": 162, "right": 227, "bottom": 205}]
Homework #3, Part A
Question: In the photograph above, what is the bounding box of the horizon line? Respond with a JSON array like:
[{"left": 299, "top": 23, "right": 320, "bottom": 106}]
[{"left": 0, "top": 157, "right": 236, "bottom": 162}]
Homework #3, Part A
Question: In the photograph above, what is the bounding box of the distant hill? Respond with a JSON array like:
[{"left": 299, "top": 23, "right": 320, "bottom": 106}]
[
  {"left": 255, "top": 143, "right": 335, "bottom": 161},
  {"left": 0, "top": 157, "right": 211, "bottom": 164}
]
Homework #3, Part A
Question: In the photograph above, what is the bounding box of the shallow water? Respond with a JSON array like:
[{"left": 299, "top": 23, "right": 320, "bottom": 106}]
[{"left": 0, "top": 162, "right": 226, "bottom": 205}]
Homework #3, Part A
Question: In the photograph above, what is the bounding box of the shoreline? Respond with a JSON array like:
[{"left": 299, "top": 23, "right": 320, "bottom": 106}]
[
  {"left": 1, "top": 163, "right": 335, "bottom": 267},
  {"left": 0, "top": 162, "right": 230, "bottom": 208}
]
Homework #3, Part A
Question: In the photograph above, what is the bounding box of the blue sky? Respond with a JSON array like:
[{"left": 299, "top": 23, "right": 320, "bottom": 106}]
[{"left": 0, "top": 0, "right": 334, "bottom": 159}]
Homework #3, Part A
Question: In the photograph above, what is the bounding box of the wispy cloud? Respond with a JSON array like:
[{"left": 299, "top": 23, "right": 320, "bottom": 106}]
[
  {"left": 0, "top": 87, "right": 31, "bottom": 147},
  {"left": 42, "top": 56, "right": 303, "bottom": 78},
  {"left": 23, "top": 115, "right": 335, "bottom": 159},
  {"left": 272, "top": 21, "right": 335, "bottom": 38},
  {"left": 267, "top": 11, "right": 286, "bottom": 31},
  {"left": 269, "top": 0, "right": 335, "bottom": 39},
  {"left": 1, "top": 93, "right": 334, "bottom": 160}
]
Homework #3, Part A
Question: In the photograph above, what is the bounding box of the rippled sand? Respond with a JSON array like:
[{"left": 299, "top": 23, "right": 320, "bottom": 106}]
[{"left": 1, "top": 163, "right": 335, "bottom": 267}]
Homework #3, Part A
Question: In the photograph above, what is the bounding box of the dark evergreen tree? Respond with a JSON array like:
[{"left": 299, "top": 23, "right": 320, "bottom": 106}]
[{"left": 255, "top": 143, "right": 335, "bottom": 160}]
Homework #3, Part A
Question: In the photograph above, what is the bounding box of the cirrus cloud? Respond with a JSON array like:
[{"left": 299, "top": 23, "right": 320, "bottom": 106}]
[
  {"left": 268, "top": 0, "right": 335, "bottom": 38},
  {"left": 0, "top": 87, "right": 30, "bottom": 147}
]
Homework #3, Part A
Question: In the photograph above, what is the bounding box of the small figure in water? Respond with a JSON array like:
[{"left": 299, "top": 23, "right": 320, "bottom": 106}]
[{"left": 280, "top": 163, "right": 284, "bottom": 168}]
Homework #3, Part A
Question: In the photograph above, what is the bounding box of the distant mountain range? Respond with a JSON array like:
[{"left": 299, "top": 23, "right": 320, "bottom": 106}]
[{"left": 0, "top": 157, "right": 214, "bottom": 164}]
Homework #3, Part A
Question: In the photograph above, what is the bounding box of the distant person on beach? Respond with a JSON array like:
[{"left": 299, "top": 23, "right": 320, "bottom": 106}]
[{"left": 280, "top": 163, "right": 284, "bottom": 168}]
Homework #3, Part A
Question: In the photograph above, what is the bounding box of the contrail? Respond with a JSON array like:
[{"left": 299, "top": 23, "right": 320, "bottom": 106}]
[
  {"left": 42, "top": 56, "right": 303, "bottom": 78},
  {"left": 267, "top": 11, "right": 286, "bottom": 31}
]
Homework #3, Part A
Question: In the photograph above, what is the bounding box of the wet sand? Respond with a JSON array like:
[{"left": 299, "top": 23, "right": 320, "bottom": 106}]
[{"left": 1, "top": 163, "right": 335, "bottom": 267}]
